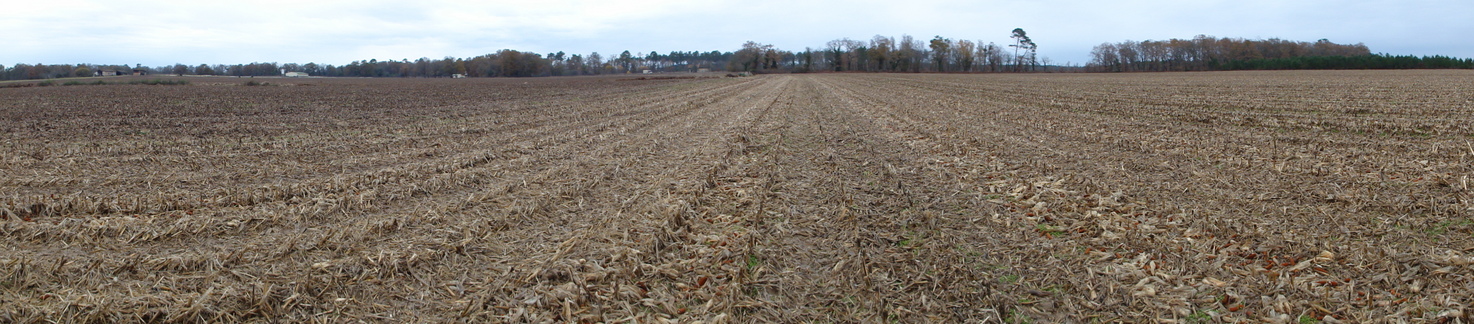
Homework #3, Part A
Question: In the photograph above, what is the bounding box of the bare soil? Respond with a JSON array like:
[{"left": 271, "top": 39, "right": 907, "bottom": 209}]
[{"left": 3, "top": 71, "right": 1473, "bottom": 322}]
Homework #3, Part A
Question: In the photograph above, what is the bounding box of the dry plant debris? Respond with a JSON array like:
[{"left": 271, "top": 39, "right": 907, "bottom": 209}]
[{"left": 2, "top": 71, "right": 1473, "bottom": 322}]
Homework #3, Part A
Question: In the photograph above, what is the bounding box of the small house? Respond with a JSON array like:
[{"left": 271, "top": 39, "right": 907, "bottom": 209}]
[
  {"left": 132, "top": 69, "right": 148, "bottom": 75},
  {"left": 451, "top": 74, "right": 466, "bottom": 78},
  {"left": 642, "top": 70, "right": 653, "bottom": 74},
  {"left": 97, "top": 70, "right": 119, "bottom": 76},
  {"left": 284, "top": 72, "right": 309, "bottom": 78}
]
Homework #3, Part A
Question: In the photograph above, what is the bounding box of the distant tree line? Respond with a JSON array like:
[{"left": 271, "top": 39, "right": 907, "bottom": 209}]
[
  {"left": 0, "top": 50, "right": 739, "bottom": 80},
  {"left": 320, "top": 49, "right": 737, "bottom": 77},
  {"left": 2, "top": 28, "right": 1060, "bottom": 80},
  {"left": 1087, "top": 36, "right": 1391, "bottom": 72},
  {"left": 741, "top": 29, "right": 1051, "bottom": 73},
  {"left": 7, "top": 32, "right": 1470, "bottom": 81},
  {"left": 1213, "top": 54, "right": 1474, "bottom": 70},
  {"left": 0, "top": 63, "right": 138, "bottom": 80}
]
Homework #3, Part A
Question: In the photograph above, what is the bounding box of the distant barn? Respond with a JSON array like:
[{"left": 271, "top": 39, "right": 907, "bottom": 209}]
[
  {"left": 451, "top": 74, "right": 466, "bottom": 78},
  {"left": 97, "top": 70, "right": 119, "bottom": 76},
  {"left": 284, "top": 72, "right": 309, "bottom": 78}
]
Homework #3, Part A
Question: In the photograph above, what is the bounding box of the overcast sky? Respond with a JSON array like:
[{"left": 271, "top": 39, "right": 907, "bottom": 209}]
[{"left": 3, "top": 0, "right": 1471, "bottom": 67}]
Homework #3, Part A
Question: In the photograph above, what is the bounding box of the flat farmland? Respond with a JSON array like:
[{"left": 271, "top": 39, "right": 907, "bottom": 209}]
[{"left": 3, "top": 71, "right": 1473, "bottom": 322}]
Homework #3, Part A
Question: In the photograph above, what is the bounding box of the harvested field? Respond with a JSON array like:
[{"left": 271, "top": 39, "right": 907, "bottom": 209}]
[{"left": 2, "top": 70, "right": 1473, "bottom": 322}]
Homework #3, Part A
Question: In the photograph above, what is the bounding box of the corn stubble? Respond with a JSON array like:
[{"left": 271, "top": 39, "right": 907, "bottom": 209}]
[{"left": 2, "top": 71, "right": 1472, "bottom": 322}]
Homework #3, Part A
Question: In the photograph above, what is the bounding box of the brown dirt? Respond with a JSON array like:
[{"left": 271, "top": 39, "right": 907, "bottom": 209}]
[{"left": 2, "top": 71, "right": 1473, "bottom": 322}]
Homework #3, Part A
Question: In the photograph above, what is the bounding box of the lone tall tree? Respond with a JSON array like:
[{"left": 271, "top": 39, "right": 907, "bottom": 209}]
[{"left": 1009, "top": 28, "right": 1037, "bottom": 71}]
